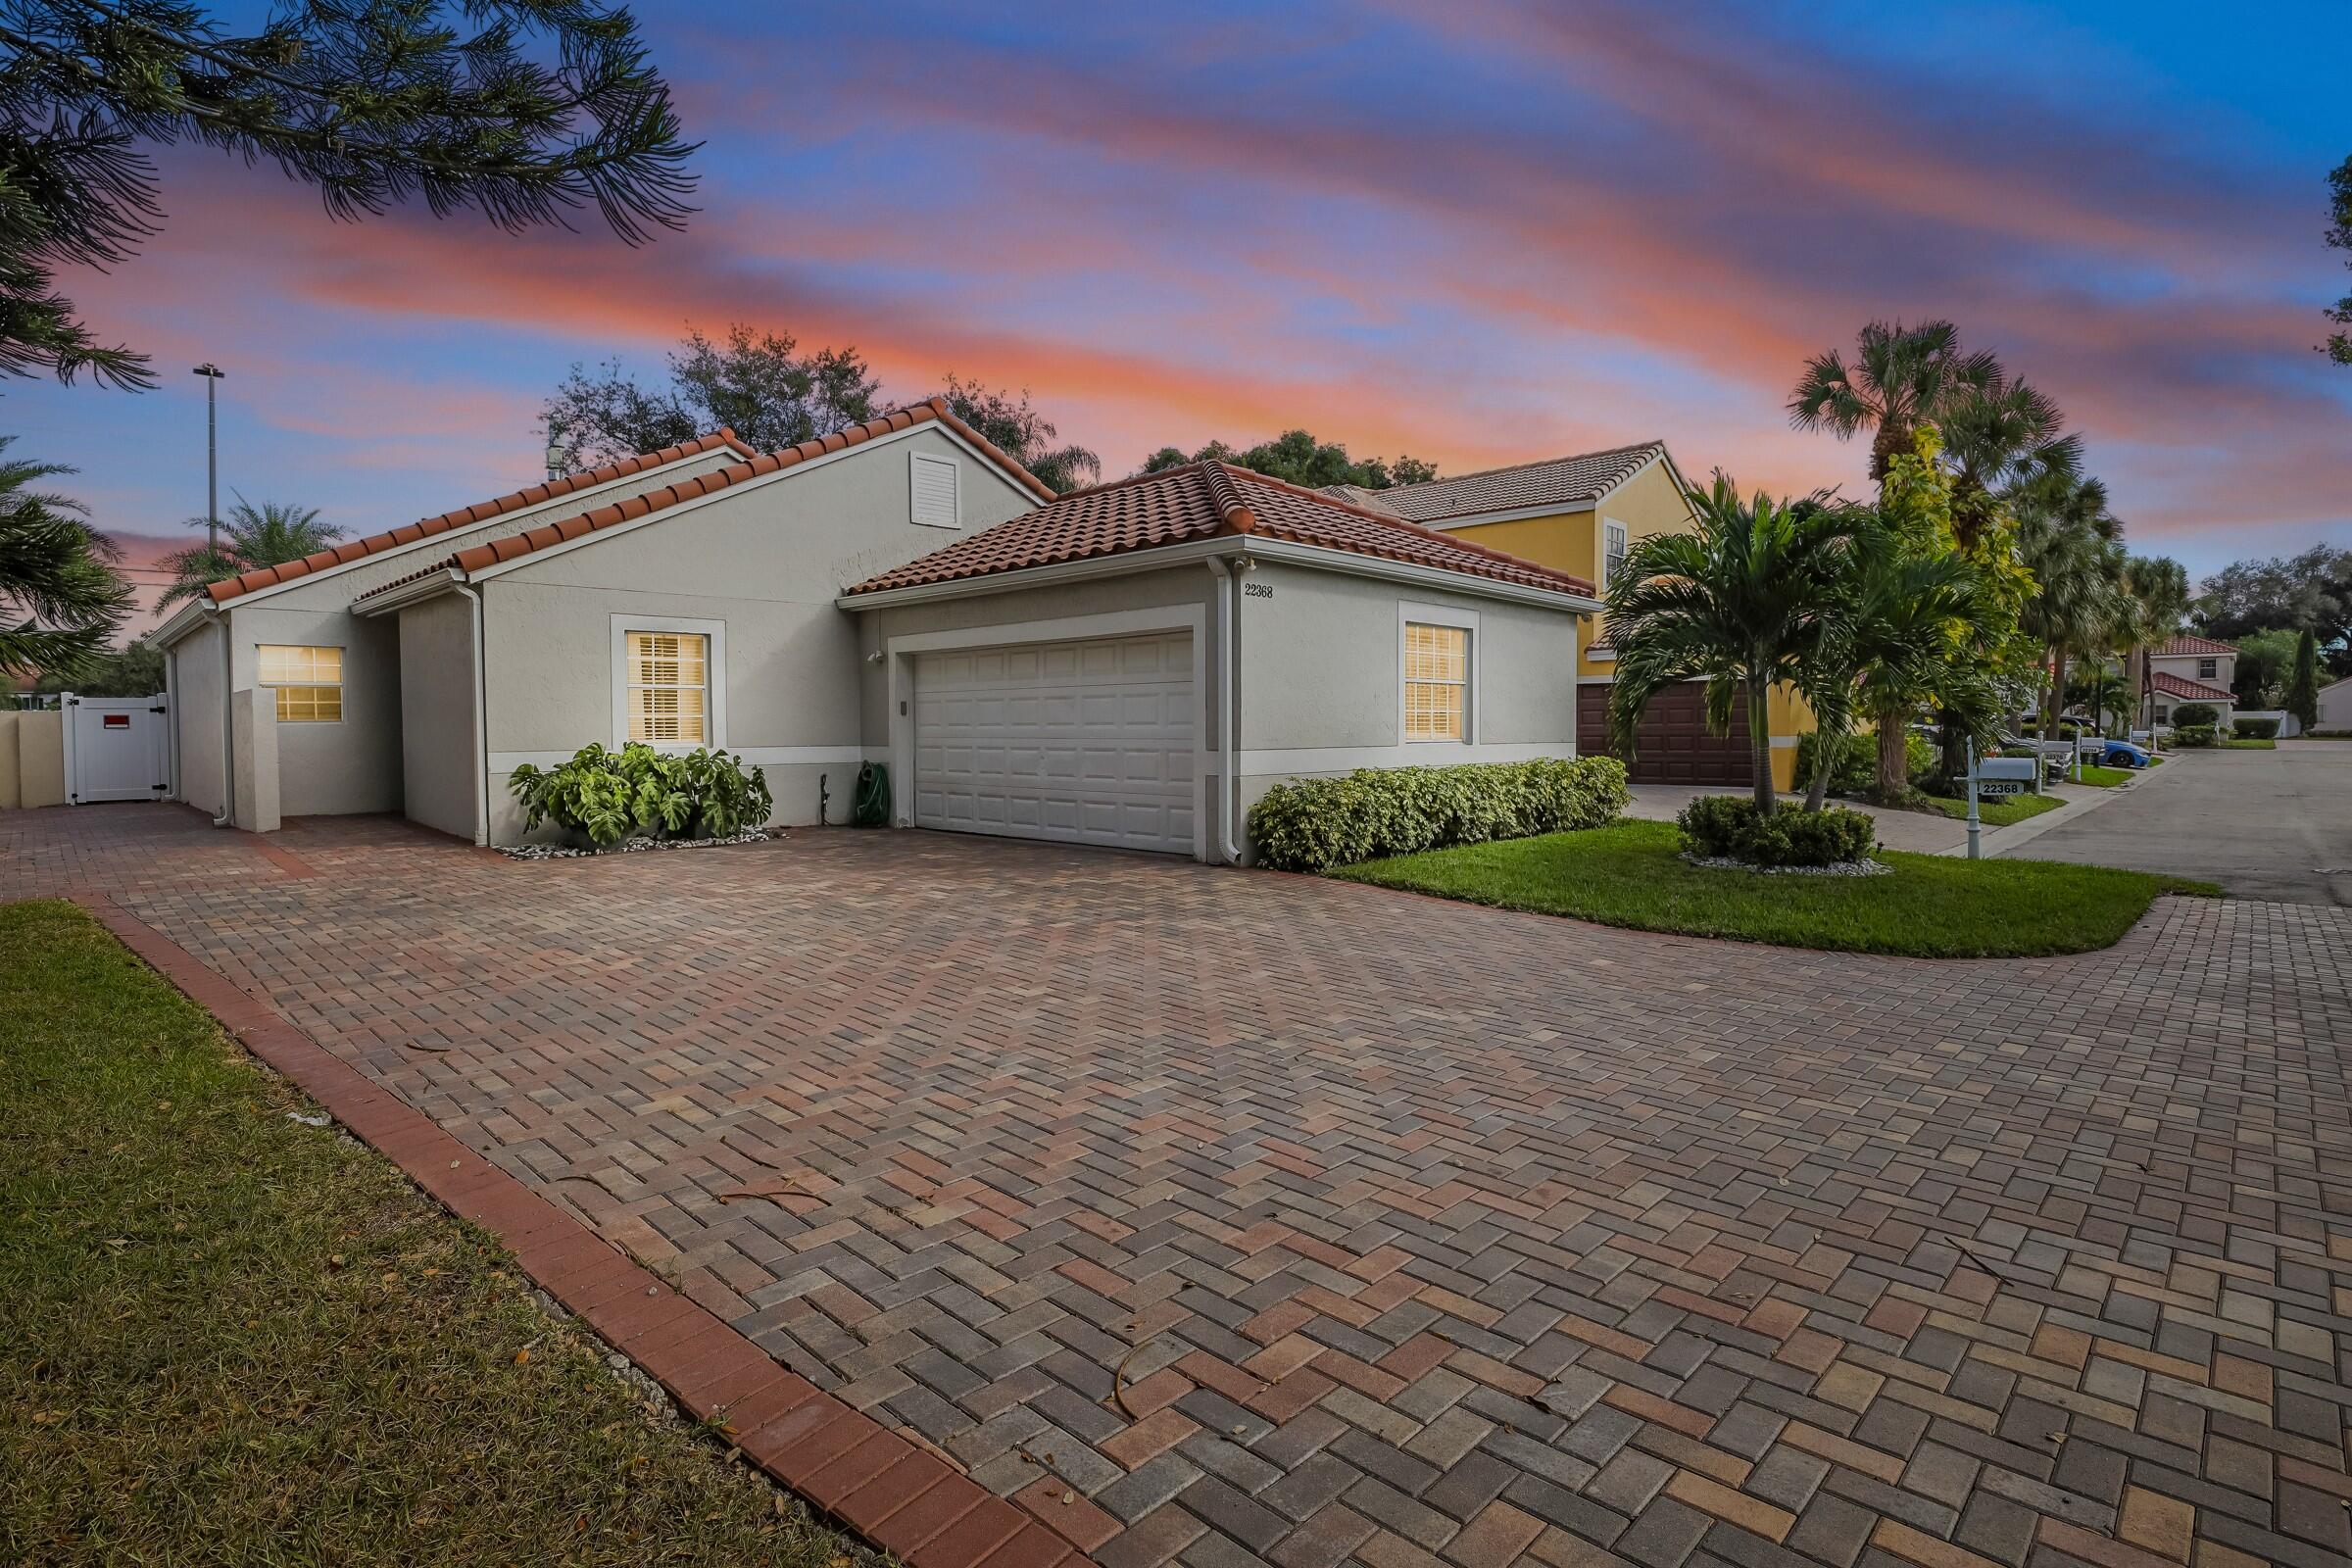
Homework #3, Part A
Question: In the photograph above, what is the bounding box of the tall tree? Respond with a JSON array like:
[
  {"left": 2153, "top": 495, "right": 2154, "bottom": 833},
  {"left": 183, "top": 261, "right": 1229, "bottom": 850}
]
[
  {"left": 543, "top": 325, "right": 881, "bottom": 472},
  {"left": 157, "top": 499, "right": 343, "bottom": 610},
  {"left": 2193, "top": 544, "right": 2352, "bottom": 651},
  {"left": 1788, "top": 319, "right": 1998, "bottom": 482},
  {"left": 2286, "top": 628, "right": 2322, "bottom": 729},
  {"left": 1605, "top": 474, "right": 1853, "bottom": 813},
  {"left": 2325, "top": 154, "right": 2351, "bottom": 366},
  {"left": 2013, "top": 472, "right": 2126, "bottom": 739},
  {"left": 2230, "top": 627, "right": 2298, "bottom": 708},
  {"left": 1140, "top": 429, "right": 1437, "bottom": 491},
  {"left": 0, "top": 2, "right": 696, "bottom": 390},
  {"left": 33, "top": 634, "right": 160, "bottom": 695},
  {"left": 1937, "top": 371, "right": 2082, "bottom": 548},
  {"left": 938, "top": 374, "right": 1101, "bottom": 494},
  {"left": 2115, "top": 555, "right": 2191, "bottom": 733},
  {"left": 0, "top": 438, "right": 127, "bottom": 678}
]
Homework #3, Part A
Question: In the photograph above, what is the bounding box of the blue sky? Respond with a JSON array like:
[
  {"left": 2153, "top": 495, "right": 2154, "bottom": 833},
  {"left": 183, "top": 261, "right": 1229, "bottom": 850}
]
[{"left": 18, "top": 1, "right": 2348, "bottom": 633}]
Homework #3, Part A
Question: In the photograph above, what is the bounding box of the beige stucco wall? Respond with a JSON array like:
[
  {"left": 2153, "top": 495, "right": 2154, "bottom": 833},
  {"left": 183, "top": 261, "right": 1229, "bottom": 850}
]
[
  {"left": 398, "top": 593, "right": 479, "bottom": 841},
  {"left": 476, "top": 427, "right": 1038, "bottom": 843},
  {"left": 171, "top": 621, "right": 226, "bottom": 814},
  {"left": 164, "top": 446, "right": 742, "bottom": 818},
  {"left": 852, "top": 554, "right": 1585, "bottom": 861},
  {"left": 2316, "top": 681, "right": 2352, "bottom": 729},
  {"left": 0, "top": 712, "right": 17, "bottom": 808}
]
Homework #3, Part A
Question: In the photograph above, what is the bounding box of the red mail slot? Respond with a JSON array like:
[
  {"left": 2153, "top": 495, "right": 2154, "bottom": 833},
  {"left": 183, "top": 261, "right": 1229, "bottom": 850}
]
[{"left": 102, "top": 713, "right": 130, "bottom": 728}]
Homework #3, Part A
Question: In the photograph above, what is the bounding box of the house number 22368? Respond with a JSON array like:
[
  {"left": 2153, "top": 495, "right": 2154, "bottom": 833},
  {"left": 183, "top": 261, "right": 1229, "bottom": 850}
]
[{"left": 1243, "top": 582, "right": 1274, "bottom": 599}]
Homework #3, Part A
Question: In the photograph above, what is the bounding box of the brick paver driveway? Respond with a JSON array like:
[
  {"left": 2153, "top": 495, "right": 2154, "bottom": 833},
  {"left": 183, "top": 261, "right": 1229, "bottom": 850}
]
[{"left": 9, "top": 806, "right": 2352, "bottom": 1568}]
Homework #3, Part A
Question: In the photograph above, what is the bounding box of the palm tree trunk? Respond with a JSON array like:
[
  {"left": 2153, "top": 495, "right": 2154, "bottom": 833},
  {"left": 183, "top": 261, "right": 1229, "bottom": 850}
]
[
  {"left": 1805, "top": 732, "right": 1837, "bottom": 811},
  {"left": 1876, "top": 710, "right": 1909, "bottom": 800},
  {"left": 2040, "top": 646, "right": 2067, "bottom": 739},
  {"left": 1748, "top": 674, "right": 1775, "bottom": 815}
]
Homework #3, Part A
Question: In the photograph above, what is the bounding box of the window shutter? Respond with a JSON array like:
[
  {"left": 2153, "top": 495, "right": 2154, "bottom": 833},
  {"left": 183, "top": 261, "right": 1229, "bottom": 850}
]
[{"left": 909, "top": 453, "right": 960, "bottom": 529}]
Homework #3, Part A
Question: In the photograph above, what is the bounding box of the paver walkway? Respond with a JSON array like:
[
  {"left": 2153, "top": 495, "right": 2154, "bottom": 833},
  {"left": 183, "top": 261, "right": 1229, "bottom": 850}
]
[{"left": 7, "top": 805, "right": 2352, "bottom": 1568}]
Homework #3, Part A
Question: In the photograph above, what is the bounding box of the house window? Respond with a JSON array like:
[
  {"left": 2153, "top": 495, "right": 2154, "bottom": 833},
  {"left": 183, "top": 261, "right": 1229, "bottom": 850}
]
[
  {"left": 1602, "top": 520, "right": 1628, "bottom": 590},
  {"left": 623, "top": 631, "right": 709, "bottom": 745},
  {"left": 2197, "top": 657, "right": 2217, "bottom": 680},
  {"left": 1403, "top": 622, "right": 1470, "bottom": 741},
  {"left": 257, "top": 644, "right": 342, "bottom": 722}
]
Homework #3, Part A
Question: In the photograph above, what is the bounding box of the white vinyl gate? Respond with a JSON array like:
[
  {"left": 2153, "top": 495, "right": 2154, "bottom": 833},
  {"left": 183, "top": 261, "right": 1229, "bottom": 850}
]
[
  {"left": 911, "top": 631, "right": 1195, "bottom": 854},
  {"left": 65, "top": 693, "right": 170, "bottom": 804}
]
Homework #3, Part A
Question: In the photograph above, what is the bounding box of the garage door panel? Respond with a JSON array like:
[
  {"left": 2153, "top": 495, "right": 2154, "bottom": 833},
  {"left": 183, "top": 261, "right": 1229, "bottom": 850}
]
[
  {"left": 913, "top": 630, "right": 1195, "bottom": 855},
  {"left": 1576, "top": 681, "right": 1753, "bottom": 786}
]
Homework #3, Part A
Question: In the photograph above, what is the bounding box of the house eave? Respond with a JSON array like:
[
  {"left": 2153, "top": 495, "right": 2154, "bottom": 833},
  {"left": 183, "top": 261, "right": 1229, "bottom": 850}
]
[{"left": 351, "top": 567, "right": 467, "bottom": 617}]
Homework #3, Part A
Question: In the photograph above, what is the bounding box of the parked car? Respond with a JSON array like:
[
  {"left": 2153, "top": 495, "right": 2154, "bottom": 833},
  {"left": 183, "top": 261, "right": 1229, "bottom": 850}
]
[{"left": 2093, "top": 738, "right": 2152, "bottom": 768}]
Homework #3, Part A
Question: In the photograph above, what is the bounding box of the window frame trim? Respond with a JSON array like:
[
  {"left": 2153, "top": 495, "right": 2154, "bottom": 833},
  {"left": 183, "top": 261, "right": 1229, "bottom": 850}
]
[
  {"left": 1601, "top": 516, "right": 1629, "bottom": 592},
  {"left": 610, "top": 613, "right": 726, "bottom": 752},
  {"left": 1397, "top": 601, "right": 1479, "bottom": 746},
  {"left": 255, "top": 642, "right": 346, "bottom": 725},
  {"left": 908, "top": 450, "right": 962, "bottom": 529}
]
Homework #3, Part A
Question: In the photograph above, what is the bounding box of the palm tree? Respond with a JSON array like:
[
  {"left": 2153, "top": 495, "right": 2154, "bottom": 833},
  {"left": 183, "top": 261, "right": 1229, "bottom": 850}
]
[
  {"left": 1607, "top": 475, "right": 1854, "bottom": 814},
  {"left": 0, "top": 438, "right": 130, "bottom": 679},
  {"left": 158, "top": 499, "right": 344, "bottom": 610},
  {"left": 1939, "top": 373, "right": 2082, "bottom": 547},
  {"left": 1788, "top": 319, "right": 1999, "bottom": 482},
  {"left": 2115, "top": 556, "right": 2190, "bottom": 737},
  {"left": 2014, "top": 473, "right": 2126, "bottom": 738},
  {"left": 1798, "top": 514, "right": 2007, "bottom": 807}
]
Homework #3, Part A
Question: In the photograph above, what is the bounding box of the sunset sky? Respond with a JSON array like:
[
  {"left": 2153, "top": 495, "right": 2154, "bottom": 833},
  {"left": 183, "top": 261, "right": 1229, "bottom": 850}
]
[{"left": 15, "top": 0, "right": 2348, "bottom": 636}]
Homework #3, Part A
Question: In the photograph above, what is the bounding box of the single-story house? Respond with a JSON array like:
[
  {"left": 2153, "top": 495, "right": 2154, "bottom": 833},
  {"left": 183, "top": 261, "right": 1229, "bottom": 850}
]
[
  {"left": 154, "top": 399, "right": 1599, "bottom": 861},
  {"left": 2316, "top": 673, "right": 2352, "bottom": 732},
  {"left": 1330, "top": 442, "right": 1805, "bottom": 790},
  {"left": 2145, "top": 635, "right": 2237, "bottom": 728}
]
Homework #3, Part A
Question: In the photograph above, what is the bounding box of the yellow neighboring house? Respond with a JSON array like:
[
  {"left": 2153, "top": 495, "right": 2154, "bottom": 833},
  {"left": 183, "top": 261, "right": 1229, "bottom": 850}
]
[{"left": 1335, "top": 442, "right": 1807, "bottom": 792}]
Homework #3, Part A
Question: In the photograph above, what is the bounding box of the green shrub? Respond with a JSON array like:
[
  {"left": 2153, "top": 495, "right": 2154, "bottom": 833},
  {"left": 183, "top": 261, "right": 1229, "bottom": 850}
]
[
  {"left": 2171, "top": 702, "right": 2220, "bottom": 727},
  {"left": 1676, "top": 796, "right": 1877, "bottom": 868},
  {"left": 1248, "top": 757, "right": 1628, "bottom": 872},
  {"left": 1793, "top": 728, "right": 1935, "bottom": 796},
  {"left": 508, "top": 743, "right": 773, "bottom": 848},
  {"left": 2171, "top": 724, "right": 2218, "bottom": 749},
  {"left": 2231, "top": 717, "right": 2279, "bottom": 740}
]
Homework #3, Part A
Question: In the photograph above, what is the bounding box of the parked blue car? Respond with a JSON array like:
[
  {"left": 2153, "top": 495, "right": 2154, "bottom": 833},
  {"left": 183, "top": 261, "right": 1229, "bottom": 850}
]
[{"left": 2098, "top": 739, "right": 2152, "bottom": 768}]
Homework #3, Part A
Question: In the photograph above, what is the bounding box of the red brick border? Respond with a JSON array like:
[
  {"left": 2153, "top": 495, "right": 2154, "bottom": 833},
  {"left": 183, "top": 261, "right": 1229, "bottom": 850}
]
[{"left": 74, "top": 892, "right": 1092, "bottom": 1568}]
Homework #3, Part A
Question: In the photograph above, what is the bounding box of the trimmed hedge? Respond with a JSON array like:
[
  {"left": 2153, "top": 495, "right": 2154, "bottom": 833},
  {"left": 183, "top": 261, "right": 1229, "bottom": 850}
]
[
  {"left": 2171, "top": 702, "right": 2221, "bottom": 727},
  {"left": 1249, "top": 757, "right": 1628, "bottom": 872},
  {"left": 1793, "top": 728, "right": 1935, "bottom": 796},
  {"left": 2232, "top": 717, "right": 2279, "bottom": 739},
  {"left": 2172, "top": 724, "right": 2218, "bottom": 748},
  {"left": 1677, "top": 796, "right": 1877, "bottom": 868}
]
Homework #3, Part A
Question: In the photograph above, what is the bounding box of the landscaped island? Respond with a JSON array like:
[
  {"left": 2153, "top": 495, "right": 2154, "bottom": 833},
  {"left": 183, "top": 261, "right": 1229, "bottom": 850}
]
[{"left": 1334, "top": 819, "right": 2217, "bottom": 958}]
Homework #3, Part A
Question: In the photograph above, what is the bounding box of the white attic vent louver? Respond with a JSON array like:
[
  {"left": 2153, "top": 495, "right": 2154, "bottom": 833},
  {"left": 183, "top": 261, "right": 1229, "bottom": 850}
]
[{"left": 909, "top": 452, "right": 960, "bottom": 529}]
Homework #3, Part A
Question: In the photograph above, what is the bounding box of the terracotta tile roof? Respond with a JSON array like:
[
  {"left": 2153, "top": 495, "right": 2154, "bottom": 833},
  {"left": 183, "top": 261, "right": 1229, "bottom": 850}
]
[
  {"left": 1335, "top": 441, "right": 1670, "bottom": 524},
  {"left": 2153, "top": 634, "right": 2236, "bottom": 657},
  {"left": 206, "top": 430, "right": 760, "bottom": 604},
  {"left": 2151, "top": 670, "right": 2233, "bottom": 701},
  {"left": 844, "top": 461, "right": 1595, "bottom": 598},
  {"left": 351, "top": 399, "right": 1054, "bottom": 605}
]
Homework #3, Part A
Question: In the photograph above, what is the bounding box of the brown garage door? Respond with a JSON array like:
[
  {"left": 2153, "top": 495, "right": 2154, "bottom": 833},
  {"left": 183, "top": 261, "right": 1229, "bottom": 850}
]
[{"left": 1578, "top": 681, "right": 1754, "bottom": 785}]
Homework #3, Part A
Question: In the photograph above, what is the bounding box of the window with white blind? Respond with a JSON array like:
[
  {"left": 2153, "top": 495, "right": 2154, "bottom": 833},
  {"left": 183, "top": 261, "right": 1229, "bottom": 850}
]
[
  {"left": 1602, "top": 519, "right": 1628, "bottom": 590},
  {"left": 257, "top": 644, "right": 342, "bottom": 722},
  {"left": 1403, "top": 621, "right": 1470, "bottom": 742},
  {"left": 610, "top": 616, "right": 724, "bottom": 750}
]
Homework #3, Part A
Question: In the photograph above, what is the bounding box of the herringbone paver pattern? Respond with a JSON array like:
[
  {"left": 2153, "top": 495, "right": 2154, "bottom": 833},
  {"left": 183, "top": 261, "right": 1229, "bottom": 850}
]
[{"left": 9, "top": 805, "right": 2350, "bottom": 1568}]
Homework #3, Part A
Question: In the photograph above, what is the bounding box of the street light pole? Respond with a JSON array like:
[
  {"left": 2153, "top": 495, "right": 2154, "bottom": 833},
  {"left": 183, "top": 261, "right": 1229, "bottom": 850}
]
[{"left": 192, "top": 364, "right": 225, "bottom": 556}]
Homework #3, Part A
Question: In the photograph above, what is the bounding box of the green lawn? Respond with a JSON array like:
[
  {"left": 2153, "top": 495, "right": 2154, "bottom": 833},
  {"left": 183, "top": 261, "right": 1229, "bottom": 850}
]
[
  {"left": 2075, "top": 763, "right": 2134, "bottom": 787},
  {"left": 0, "top": 900, "right": 858, "bottom": 1568},
  {"left": 2219, "top": 737, "right": 2277, "bottom": 750},
  {"left": 1334, "top": 819, "right": 2219, "bottom": 957},
  {"left": 1913, "top": 790, "right": 2065, "bottom": 827}
]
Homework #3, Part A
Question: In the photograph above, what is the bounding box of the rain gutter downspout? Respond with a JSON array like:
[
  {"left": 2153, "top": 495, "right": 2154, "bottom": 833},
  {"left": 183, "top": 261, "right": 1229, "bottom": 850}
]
[
  {"left": 214, "top": 605, "right": 234, "bottom": 827},
  {"left": 1203, "top": 475, "right": 1259, "bottom": 865},
  {"left": 454, "top": 579, "right": 490, "bottom": 846}
]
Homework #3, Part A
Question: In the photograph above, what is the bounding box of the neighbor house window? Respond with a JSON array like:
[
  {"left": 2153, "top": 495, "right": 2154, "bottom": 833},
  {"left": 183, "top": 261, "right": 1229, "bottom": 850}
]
[
  {"left": 1403, "top": 622, "right": 1470, "bottom": 741},
  {"left": 623, "top": 631, "right": 709, "bottom": 745},
  {"left": 2197, "top": 657, "right": 2218, "bottom": 680},
  {"left": 258, "top": 644, "right": 342, "bottom": 722},
  {"left": 1602, "top": 520, "right": 1628, "bottom": 590}
]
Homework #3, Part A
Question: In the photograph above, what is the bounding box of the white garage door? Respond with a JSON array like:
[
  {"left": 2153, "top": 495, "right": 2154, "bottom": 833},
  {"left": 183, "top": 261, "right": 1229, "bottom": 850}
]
[{"left": 912, "top": 631, "right": 1196, "bottom": 855}]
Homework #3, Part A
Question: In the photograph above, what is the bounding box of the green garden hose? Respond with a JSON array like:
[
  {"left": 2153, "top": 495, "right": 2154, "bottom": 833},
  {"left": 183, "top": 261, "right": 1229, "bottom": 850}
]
[{"left": 851, "top": 761, "right": 891, "bottom": 828}]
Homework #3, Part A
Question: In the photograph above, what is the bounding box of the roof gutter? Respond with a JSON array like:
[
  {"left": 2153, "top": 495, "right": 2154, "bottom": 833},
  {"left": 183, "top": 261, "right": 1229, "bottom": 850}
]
[
  {"left": 351, "top": 565, "right": 468, "bottom": 617},
  {"left": 837, "top": 534, "right": 1599, "bottom": 614}
]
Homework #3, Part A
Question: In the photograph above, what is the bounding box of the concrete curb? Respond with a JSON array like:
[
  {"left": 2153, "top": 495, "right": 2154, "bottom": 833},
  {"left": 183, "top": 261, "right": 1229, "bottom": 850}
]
[
  {"left": 1970, "top": 753, "right": 2184, "bottom": 859},
  {"left": 71, "top": 889, "right": 1097, "bottom": 1568}
]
